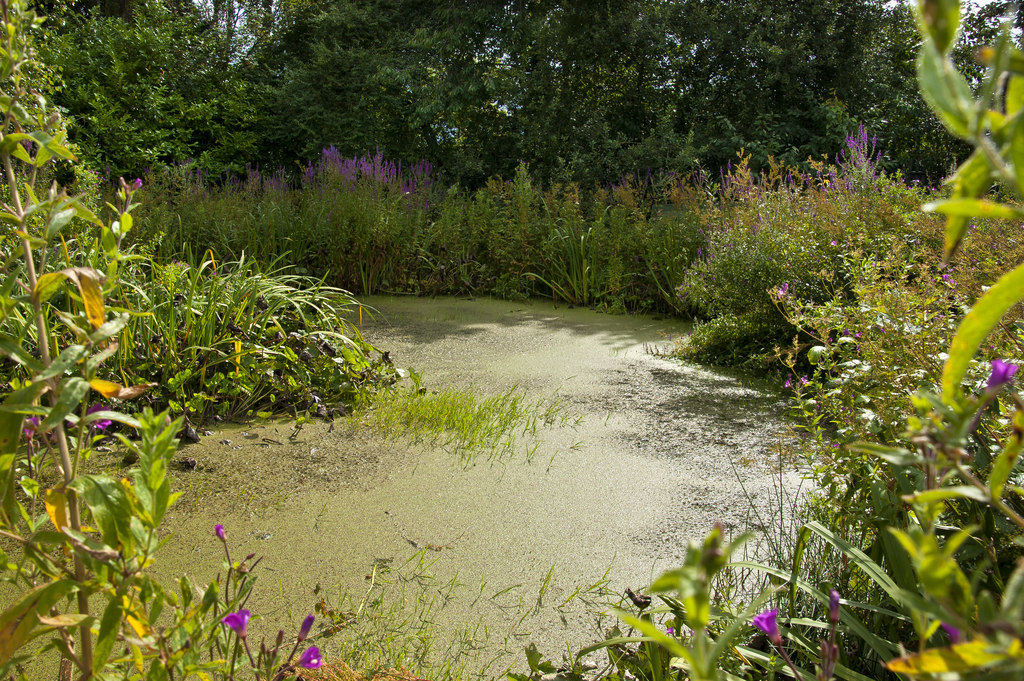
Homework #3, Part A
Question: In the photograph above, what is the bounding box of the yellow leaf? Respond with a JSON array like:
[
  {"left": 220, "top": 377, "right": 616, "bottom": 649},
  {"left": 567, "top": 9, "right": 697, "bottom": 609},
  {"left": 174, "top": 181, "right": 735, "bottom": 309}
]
[
  {"left": 44, "top": 487, "right": 69, "bottom": 531},
  {"left": 887, "top": 641, "right": 1003, "bottom": 675},
  {"left": 89, "top": 379, "right": 156, "bottom": 400},
  {"left": 89, "top": 379, "right": 123, "bottom": 398},
  {"left": 125, "top": 613, "right": 149, "bottom": 639},
  {"left": 77, "top": 271, "right": 105, "bottom": 330}
]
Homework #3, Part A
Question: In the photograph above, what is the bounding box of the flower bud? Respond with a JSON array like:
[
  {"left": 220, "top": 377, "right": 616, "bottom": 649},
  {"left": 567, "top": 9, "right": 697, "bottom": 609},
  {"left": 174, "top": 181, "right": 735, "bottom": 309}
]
[{"left": 299, "top": 614, "right": 315, "bottom": 641}]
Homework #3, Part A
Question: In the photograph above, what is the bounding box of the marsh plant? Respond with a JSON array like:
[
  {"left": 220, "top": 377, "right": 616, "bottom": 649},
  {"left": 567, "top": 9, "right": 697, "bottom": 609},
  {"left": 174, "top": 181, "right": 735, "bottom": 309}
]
[
  {"left": 558, "top": 2, "right": 1024, "bottom": 680},
  {"left": 0, "top": 4, "right": 332, "bottom": 678}
]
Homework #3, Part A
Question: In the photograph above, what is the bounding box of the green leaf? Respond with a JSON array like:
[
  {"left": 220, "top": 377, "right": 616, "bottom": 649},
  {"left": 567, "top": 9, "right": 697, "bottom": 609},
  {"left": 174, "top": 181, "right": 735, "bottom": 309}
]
[
  {"left": 0, "top": 336, "right": 44, "bottom": 374},
  {"left": 40, "top": 376, "right": 89, "bottom": 431},
  {"left": 848, "top": 442, "right": 920, "bottom": 466},
  {"left": 917, "top": 0, "right": 962, "bottom": 55},
  {"left": 989, "top": 412, "right": 1024, "bottom": 499},
  {"left": 89, "top": 313, "right": 128, "bottom": 344},
  {"left": 35, "top": 344, "right": 87, "bottom": 381},
  {"left": 0, "top": 382, "right": 46, "bottom": 456},
  {"left": 0, "top": 581, "right": 76, "bottom": 663},
  {"left": 70, "top": 475, "right": 132, "bottom": 549},
  {"left": 924, "top": 198, "right": 1024, "bottom": 219},
  {"left": 33, "top": 271, "right": 68, "bottom": 303},
  {"left": 44, "top": 208, "right": 75, "bottom": 241},
  {"left": 943, "top": 261, "right": 1024, "bottom": 401},
  {"left": 1012, "top": 114, "right": 1024, "bottom": 196},
  {"left": 934, "top": 151, "right": 991, "bottom": 259},
  {"left": 92, "top": 598, "right": 122, "bottom": 674},
  {"left": 908, "top": 485, "right": 990, "bottom": 504},
  {"left": 917, "top": 41, "right": 974, "bottom": 139}
]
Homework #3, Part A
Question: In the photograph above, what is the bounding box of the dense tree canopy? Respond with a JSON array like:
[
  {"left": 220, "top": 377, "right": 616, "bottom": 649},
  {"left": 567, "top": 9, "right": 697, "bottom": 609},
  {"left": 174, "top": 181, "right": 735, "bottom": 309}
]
[{"left": 36, "top": 0, "right": 1020, "bottom": 186}]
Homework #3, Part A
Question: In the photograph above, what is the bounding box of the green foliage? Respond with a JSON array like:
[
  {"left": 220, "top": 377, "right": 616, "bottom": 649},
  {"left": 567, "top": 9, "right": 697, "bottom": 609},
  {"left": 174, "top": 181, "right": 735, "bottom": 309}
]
[
  {"left": 568, "top": 3, "right": 1024, "bottom": 681},
  {"left": 42, "top": 1, "right": 259, "bottom": 177},
  {"left": 0, "top": 7, "right": 381, "bottom": 677}
]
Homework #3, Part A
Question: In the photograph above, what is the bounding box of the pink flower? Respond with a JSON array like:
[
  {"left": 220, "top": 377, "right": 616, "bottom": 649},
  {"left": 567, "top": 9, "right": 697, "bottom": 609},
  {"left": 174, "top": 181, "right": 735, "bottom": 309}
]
[
  {"left": 85, "top": 404, "right": 112, "bottom": 431},
  {"left": 987, "top": 359, "right": 1019, "bottom": 392},
  {"left": 215, "top": 524, "right": 226, "bottom": 542},
  {"left": 221, "top": 609, "right": 251, "bottom": 638},
  {"left": 22, "top": 416, "right": 39, "bottom": 440},
  {"left": 752, "top": 608, "right": 781, "bottom": 644},
  {"left": 298, "top": 646, "right": 323, "bottom": 669}
]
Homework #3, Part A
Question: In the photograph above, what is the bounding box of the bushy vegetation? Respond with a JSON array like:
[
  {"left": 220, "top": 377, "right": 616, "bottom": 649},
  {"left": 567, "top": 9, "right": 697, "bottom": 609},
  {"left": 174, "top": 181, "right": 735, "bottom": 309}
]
[
  {"left": 38, "top": 0, "right": 1018, "bottom": 187},
  {"left": 7, "top": 0, "right": 1024, "bottom": 680},
  {"left": 534, "top": 4, "right": 1024, "bottom": 681}
]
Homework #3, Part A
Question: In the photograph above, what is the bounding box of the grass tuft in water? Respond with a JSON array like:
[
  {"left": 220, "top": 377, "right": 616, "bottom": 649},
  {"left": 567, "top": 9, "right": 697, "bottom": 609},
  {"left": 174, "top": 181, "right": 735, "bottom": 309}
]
[{"left": 365, "top": 384, "right": 578, "bottom": 463}]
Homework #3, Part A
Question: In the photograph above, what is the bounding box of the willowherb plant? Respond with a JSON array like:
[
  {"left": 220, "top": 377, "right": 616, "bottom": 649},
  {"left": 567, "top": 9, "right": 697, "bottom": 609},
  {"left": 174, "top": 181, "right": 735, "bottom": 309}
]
[{"left": 0, "top": 3, "right": 326, "bottom": 678}]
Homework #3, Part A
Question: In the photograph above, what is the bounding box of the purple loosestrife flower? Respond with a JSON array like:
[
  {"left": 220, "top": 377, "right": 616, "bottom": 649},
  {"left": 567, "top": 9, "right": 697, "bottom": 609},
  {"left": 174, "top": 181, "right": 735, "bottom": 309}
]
[
  {"left": 85, "top": 404, "right": 112, "bottom": 431},
  {"left": 299, "top": 614, "right": 315, "bottom": 641},
  {"left": 215, "top": 524, "right": 226, "bottom": 542},
  {"left": 221, "top": 609, "right": 251, "bottom": 638},
  {"left": 987, "top": 359, "right": 1019, "bottom": 392},
  {"left": 298, "top": 646, "right": 323, "bottom": 669},
  {"left": 131, "top": 178, "right": 143, "bottom": 191},
  {"left": 752, "top": 608, "right": 782, "bottom": 644}
]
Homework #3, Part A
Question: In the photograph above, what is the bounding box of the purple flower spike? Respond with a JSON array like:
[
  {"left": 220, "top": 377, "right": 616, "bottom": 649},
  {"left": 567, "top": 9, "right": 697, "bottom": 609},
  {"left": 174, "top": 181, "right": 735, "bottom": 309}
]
[
  {"left": 298, "top": 646, "right": 323, "bottom": 669},
  {"left": 221, "top": 609, "right": 251, "bottom": 638},
  {"left": 85, "top": 404, "right": 112, "bottom": 432},
  {"left": 987, "top": 359, "right": 1019, "bottom": 392},
  {"left": 299, "top": 614, "right": 315, "bottom": 641},
  {"left": 752, "top": 608, "right": 781, "bottom": 644},
  {"left": 829, "top": 589, "right": 840, "bottom": 624},
  {"left": 215, "top": 524, "right": 226, "bottom": 542},
  {"left": 942, "top": 622, "right": 962, "bottom": 644},
  {"left": 131, "top": 178, "right": 143, "bottom": 191}
]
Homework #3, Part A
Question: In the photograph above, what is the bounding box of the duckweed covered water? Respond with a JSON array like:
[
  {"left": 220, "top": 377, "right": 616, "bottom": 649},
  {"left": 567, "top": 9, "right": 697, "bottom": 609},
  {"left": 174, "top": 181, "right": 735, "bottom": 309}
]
[{"left": 155, "top": 296, "right": 802, "bottom": 676}]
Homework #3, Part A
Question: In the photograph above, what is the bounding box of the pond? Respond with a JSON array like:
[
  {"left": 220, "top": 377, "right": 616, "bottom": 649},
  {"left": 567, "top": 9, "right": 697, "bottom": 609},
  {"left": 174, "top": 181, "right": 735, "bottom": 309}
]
[{"left": 155, "top": 296, "right": 803, "bottom": 675}]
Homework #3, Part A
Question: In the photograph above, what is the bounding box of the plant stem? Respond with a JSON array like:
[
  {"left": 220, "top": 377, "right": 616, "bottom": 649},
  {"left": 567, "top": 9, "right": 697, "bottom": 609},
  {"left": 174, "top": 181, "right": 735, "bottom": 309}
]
[{"left": 3, "top": 149, "right": 94, "bottom": 677}]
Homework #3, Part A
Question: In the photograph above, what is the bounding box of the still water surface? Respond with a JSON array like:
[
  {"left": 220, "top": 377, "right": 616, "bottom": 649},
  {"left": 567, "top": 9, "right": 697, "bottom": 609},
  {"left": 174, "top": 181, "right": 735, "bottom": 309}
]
[{"left": 157, "top": 296, "right": 801, "bottom": 673}]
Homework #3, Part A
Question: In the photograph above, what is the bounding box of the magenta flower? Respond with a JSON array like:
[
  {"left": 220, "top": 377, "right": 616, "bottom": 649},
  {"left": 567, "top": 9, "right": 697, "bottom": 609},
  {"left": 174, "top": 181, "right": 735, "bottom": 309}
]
[
  {"left": 299, "top": 614, "right": 315, "bottom": 641},
  {"left": 752, "top": 608, "right": 781, "bottom": 644},
  {"left": 22, "top": 416, "right": 39, "bottom": 440},
  {"left": 215, "top": 524, "right": 226, "bottom": 542},
  {"left": 131, "top": 178, "right": 143, "bottom": 190},
  {"left": 85, "top": 404, "right": 112, "bottom": 432},
  {"left": 987, "top": 359, "right": 1019, "bottom": 392},
  {"left": 298, "top": 646, "right": 323, "bottom": 669},
  {"left": 776, "top": 282, "right": 790, "bottom": 300},
  {"left": 941, "top": 622, "right": 962, "bottom": 644},
  {"left": 221, "top": 609, "right": 250, "bottom": 638}
]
